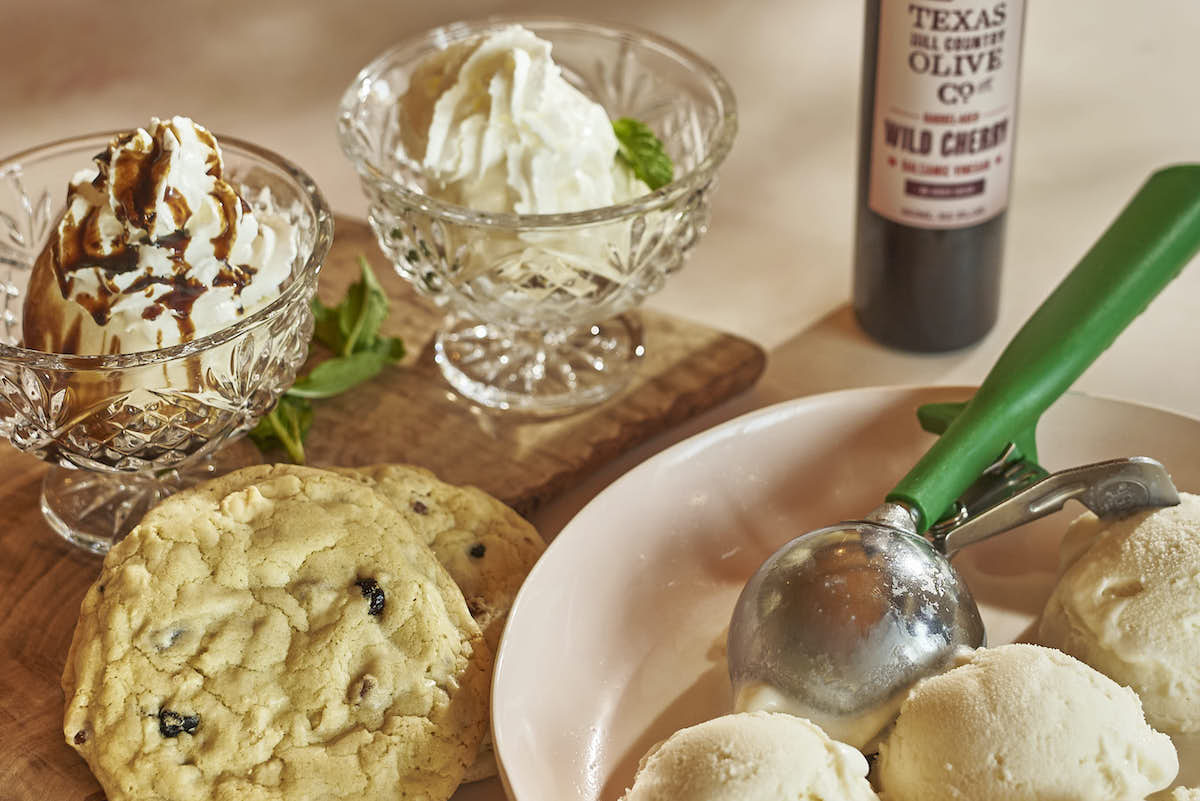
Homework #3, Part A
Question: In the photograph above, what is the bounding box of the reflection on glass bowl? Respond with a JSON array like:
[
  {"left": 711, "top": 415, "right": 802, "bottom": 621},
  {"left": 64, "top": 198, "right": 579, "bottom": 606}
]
[
  {"left": 0, "top": 132, "right": 333, "bottom": 553},
  {"left": 339, "top": 16, "right": 737, "bottom": 414}
]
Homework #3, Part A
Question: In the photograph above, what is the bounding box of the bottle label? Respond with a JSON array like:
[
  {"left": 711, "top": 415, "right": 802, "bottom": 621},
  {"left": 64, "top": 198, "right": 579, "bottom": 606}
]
[{"left": 868, "top": 0, "right": 1024, "bottom": 229}]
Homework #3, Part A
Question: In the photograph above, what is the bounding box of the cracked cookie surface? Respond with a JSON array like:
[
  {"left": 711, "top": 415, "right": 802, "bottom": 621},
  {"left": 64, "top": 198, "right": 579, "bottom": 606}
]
[
  {"left": 335, "top": 464, "right": 545, "bottom": 781},
  {"left": 334, "top": 464, "right": 545, "bottom": 652},
  {"left": 62, "top": 464, "right": 491, "bottom": 801}
]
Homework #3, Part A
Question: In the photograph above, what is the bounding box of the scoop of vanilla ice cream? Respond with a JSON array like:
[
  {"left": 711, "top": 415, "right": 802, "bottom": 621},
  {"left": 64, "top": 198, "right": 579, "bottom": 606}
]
[
  {"left": 877, "top": 643, "right": 1177, "bottom": 801},
  {"left": 1172, "top": 787, "right": 1200, "bottom": 800},
  {"left": 618, "top": 712, "right": 878, "bottom": 801},
  {"left": 399, "top": 24, "right": 648, "bottom": 214},
  {"left": 22, "top": 116, "right": 296, "bottom": 355},
  {"left": 1038, "top": 494, "right": 1200, "bottom": 737}
]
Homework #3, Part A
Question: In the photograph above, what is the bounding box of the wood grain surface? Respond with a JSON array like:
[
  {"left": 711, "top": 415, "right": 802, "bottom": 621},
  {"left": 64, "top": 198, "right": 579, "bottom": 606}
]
[{"left": 0, "top": 216, "right": 764, "bottom": 798}]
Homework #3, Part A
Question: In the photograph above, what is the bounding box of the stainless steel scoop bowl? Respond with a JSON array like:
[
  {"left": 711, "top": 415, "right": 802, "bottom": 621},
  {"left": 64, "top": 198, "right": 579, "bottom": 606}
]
[{"left": 727, "top": 165, "right": 1200, "bottom": 749}]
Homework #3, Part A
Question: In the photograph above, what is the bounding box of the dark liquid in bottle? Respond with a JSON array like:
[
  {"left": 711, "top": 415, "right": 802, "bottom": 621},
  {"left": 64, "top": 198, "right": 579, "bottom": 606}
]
[{"left": 852, "top": 0, "right": 1011, "bottom": 353}]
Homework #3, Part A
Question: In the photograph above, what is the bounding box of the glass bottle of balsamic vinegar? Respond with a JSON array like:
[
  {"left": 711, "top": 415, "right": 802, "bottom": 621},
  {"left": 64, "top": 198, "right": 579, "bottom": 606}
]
[{"left": 853, "top": 0, "right": 1026, "bottom": 352}]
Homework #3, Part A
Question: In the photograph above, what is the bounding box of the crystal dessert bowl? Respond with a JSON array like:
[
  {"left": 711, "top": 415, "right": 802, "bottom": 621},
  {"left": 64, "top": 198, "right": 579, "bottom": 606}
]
[
  {"left": 0, "top": 133, "right": 333, "bottom": 554},
  {"left": 338, "top": 17, "right": 737, "bottom": 414}
]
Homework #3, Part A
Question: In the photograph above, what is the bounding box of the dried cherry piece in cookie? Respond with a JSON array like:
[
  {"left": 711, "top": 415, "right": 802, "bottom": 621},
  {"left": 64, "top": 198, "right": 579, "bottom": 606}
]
[
  {"left": 158, "top": 708, "right": 199, "bottom": 737},
  {"left": 354, "top": 674, "right": 377, "bottom": 700},
  {"left": 355, "top": 577, "right": 385, "bottom": 616}
]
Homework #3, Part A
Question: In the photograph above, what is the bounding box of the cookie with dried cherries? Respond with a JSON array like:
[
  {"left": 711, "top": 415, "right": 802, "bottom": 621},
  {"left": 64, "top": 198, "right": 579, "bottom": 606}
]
[
  {"left": 334, "top": 463, "right": 545, "bottom": 781},
  {"left": 61, "top": 464, "right": 490, "bottom": 801}
]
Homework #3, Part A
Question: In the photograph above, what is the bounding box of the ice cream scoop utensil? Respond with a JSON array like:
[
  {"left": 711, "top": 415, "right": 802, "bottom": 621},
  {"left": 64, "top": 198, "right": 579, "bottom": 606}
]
[
  {"left": 726, "top": 456, "right": 1179, "bottom": 748},
  {"left": 728, "top": 165, "right": 1200, "bottom": 748},
  {"left": 890, "top": 164, "right": 1200, "bottom": 532}
]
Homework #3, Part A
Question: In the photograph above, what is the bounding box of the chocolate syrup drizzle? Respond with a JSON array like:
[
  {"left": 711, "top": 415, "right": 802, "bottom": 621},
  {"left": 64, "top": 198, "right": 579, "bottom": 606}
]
[
  {"left": 109, "top": 130, "right": 170, "bottom": 232},
  {"left": 50, "top": 124, "right": 259, "bottom": 349}
]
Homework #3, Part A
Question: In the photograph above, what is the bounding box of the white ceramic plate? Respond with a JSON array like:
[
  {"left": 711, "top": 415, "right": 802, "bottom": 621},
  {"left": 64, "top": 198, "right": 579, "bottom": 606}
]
[{"left": 493, "top": 386, "right": 1200, "bottom": 801}]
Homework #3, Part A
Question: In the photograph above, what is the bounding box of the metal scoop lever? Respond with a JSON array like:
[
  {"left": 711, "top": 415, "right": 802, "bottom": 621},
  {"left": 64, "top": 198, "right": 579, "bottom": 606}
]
[{"left": 935, "top": 456, "right": 1179, "bottom": 555}]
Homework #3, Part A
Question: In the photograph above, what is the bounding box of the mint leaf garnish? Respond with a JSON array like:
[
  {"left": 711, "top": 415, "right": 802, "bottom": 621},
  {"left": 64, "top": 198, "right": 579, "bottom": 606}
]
[
  {"left": 252, "top": 256, "right": 405, "bottom": 464},
  {"left": 311, "top": 257, "right": 399, "bottom": 358},
  {"left": 613, "top": 117, "right": 674, "bottom": 190},
  {"left": 287, "top": 347, "right": 396, "bottom": 399},
  {"left": 249, "top": 395, "right": 313, "bottom": 465}
]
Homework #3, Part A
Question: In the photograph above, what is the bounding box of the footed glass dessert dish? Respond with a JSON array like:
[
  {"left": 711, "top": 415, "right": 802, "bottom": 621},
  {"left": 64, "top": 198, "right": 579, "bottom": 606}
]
[
  {"left": 0, "top": 133, "right": 332, "bottom": 553},
  {"left": 339, "top": 17, "right": 737, "bottom": 413}
]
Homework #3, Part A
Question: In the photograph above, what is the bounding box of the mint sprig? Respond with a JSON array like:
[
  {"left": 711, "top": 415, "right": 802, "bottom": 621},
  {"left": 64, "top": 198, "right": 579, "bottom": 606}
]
[
  {"left": 312, "top": 254, "right": 391, "bottom": 357},
  {"left": 249, "top": 257, "right": 405, "bottom": 463},
  {"left": 613, "top": 117, "right": 674, "bottom": 190},
  {"left": 250, "top": 394, "right": 312, "bottom": 465}
]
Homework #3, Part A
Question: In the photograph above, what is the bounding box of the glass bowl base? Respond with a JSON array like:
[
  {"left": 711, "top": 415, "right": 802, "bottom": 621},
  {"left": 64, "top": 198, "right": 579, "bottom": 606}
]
[
  {"left": 41, "top": 442, "right": 261, "bottom": 556},
  {"left": 434, "top": 314, "right": 644, "bottom": 414}
]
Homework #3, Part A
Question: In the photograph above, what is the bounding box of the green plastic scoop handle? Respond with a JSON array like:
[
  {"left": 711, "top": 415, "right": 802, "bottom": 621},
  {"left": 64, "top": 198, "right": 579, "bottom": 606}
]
[{"left": 888, "top": 164, "right": 1200, "bottom": 532}]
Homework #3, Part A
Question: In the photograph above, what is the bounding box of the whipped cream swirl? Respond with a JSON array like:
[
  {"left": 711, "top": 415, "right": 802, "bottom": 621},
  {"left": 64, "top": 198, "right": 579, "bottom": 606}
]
[
  {"left": 400, "top": 25, "right": 648, "bottom": 215},
  {"left": 23, "top": 116, "right": 296, "bottom": 354}
]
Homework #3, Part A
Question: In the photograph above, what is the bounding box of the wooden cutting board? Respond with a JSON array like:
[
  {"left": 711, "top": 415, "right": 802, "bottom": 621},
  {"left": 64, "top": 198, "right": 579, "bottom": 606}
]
[{"left": 0, "top": 215, "right": 765, "bottom": 798}]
